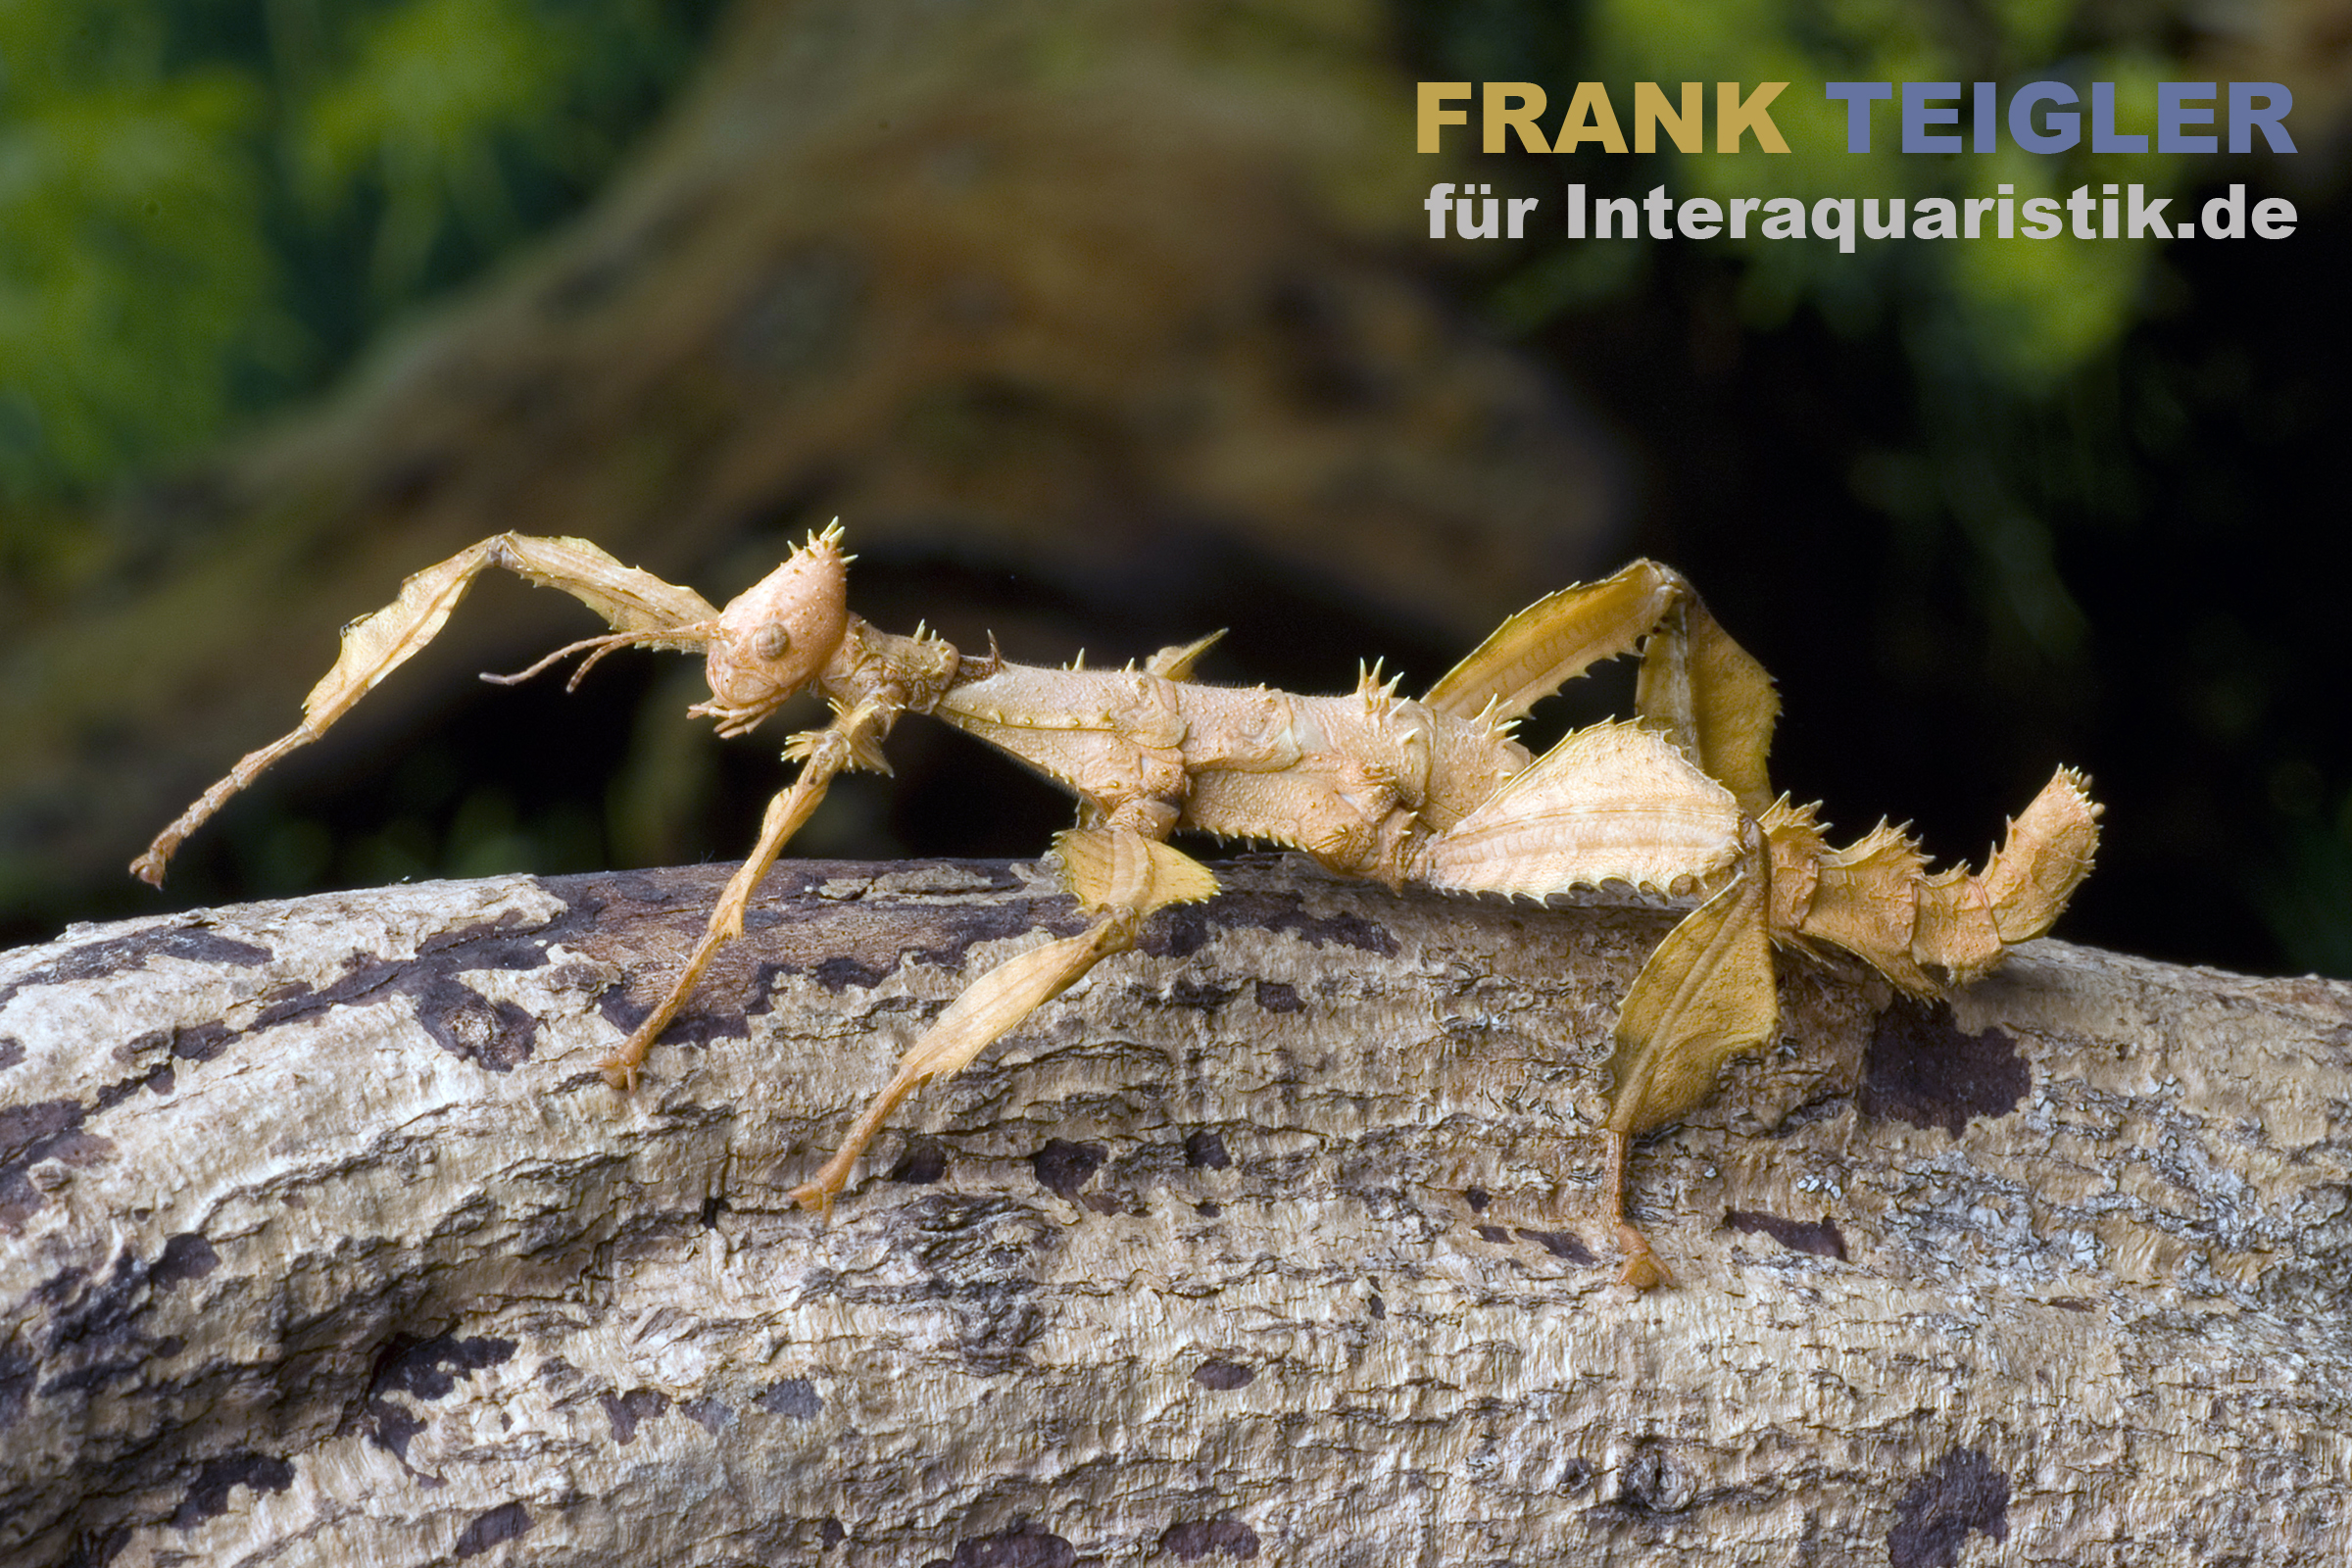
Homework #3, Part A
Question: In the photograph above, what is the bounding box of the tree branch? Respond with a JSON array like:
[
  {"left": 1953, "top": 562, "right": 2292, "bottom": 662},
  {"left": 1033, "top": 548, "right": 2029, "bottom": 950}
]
[{"left": 4, "top": 858, "right": 2347, "bottom": 1564}]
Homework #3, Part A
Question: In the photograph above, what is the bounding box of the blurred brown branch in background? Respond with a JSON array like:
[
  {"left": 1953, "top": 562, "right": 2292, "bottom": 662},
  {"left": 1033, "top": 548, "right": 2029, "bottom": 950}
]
[{"left": 0, "top": 0, "right": 1620, "bottom": 943}]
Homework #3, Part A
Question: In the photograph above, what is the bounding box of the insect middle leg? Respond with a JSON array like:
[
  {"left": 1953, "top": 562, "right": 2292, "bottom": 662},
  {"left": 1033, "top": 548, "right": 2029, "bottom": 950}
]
[{"left": 785, "top": 815, "right": 1216, "bottom": 1214}]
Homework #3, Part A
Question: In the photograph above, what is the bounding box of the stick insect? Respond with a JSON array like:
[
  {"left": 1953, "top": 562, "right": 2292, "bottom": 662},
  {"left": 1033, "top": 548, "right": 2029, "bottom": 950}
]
[{"left": 135, "top": 527, "right": 2099, "bottom": 1287}]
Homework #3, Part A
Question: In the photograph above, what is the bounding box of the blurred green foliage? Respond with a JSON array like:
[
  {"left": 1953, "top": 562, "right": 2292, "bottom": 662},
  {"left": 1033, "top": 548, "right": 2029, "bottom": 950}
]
[{"left": 0, "top": 0, "right": 720, "bottom": 512}]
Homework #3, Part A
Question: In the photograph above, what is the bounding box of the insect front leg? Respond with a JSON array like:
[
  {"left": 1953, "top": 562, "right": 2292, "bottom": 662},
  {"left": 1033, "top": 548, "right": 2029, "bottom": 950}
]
[
  {"left": 785, "top": 813, "right": 1216, "bottom": 1215},
  {"left": 600, "top": 700, "right": 892, "bottom": 1090},
  {"left": 132, "top": 534, "right": 717, "bottom": 885}
]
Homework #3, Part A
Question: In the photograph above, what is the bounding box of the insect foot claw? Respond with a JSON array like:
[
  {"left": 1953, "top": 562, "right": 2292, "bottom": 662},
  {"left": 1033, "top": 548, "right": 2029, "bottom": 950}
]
[
  {"left": 1615, "top": 1224, "right": 1676, "bottom": 1291},
  {"left": 598, "top": 1057, "right": 639, "bottom": 1093},
  {"left": 785, "top": 1180, "right": 836, "bottom": 1221}
]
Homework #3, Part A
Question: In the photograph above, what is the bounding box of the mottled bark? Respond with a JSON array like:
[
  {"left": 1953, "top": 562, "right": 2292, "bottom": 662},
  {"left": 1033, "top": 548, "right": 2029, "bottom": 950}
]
[{"left": 3, "top": 859, "right": 2347, "bottom": 1566}]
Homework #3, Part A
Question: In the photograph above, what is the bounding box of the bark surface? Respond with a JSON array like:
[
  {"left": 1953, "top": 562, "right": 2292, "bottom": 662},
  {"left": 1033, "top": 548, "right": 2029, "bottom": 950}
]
[{"left": 3, "top": 858, "right": 2347, "bottom": 1566}]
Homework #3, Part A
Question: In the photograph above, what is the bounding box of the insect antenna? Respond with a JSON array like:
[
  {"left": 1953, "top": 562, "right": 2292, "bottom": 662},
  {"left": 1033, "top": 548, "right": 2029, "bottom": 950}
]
[{"left": 481, "top": 619, "right": 718, "bottom": 692}]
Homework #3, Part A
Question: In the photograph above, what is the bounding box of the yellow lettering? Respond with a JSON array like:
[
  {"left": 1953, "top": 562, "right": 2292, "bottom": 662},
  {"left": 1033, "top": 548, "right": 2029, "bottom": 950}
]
[
  {"left": 1717, "top": 81, "right": 1789, "bottom": 153},
  {"left": 1419, "top": 81, "right": 1473, "bottom": 154},
  {"left": 1484, "top": 82, "right": 1552, "bottom": 153},
  {"left": 1635, "top": 82, "right": 1702, "bottom": 154},
  {"left": 1554, "top": 82, "right": 1628, "bottom": 154}
]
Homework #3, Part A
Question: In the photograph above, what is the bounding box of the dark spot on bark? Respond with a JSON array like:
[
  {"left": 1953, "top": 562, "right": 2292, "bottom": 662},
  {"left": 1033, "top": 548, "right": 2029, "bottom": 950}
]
[
  {"left": 699, "top": 1194, "right": 731, "bottom": 1228},
  {"left": 1163, "top": 978, "right": 1234, "bottom": 1010},
  {"left": 1769, "top": 1092, "right": 1846, "bottom": 1137},
  {"left": 601, "top": 1388, "right": 670, "bottom": 1444},
  {"left": 24, "top": 1233, "right": 219, "bottom": 1401},
  {"left": 921, "top": 1522, "right": 1076, "bottom": 1568},
  {"left": 0, "top": 1038, "right": 21, "bottom": 1070},
  {"left": 596, "top": 983, "right": 654, "bottom": 1037},
  {"left": 454, "top": 1502, "right": 534, "bottom": 1558},
  {"left": 1556, "top": 1458, "right": 1594, "bottom": 1493},
  {"left": 1162, "top": 1518, "right": 1261, "bottom": 1560},
  {"left": 369, "top": 1403, "right": 425, "bottom": 1465},
  {"left": 1, "top": 1098, "right": 98, "bottom": 1230},
  {"left": 537, "top": 1357, "right": 574, "bottom": 1384},
  {"left": 170, "top": 1022, "right": 234, "bottom": 1062},
  {"left": 1143, "top": 904, "right": 1215, "bottom": 958},
  {"left": 88, "top": 1065, "right": 166, "bottom": 1118},
  {"left": 888, "top": 1194, "right": 1056, "bottom": 1372},
  {"left": 1613, "top": 1446, "right": 1690, "bottom": 1513},
  {"left": 683, "top": 1397, "right": 733, "bottom": 1430},
  {"left": 163, "top": 930, "right": 274, "bottom": 965},
  {"left": 1033, "top": 1139, "right": 1104, "bottom": 1197},
  {"left": 370, "top": 1334, "right": 516, "bottom": 1401},
  {"left": 54, "top": 1526, "right": 130, "bottom": 1568},
  {"left": 1888, "top": 1448, "right": 2010, "bottom": 1568},
  {"left": 599, "top": 868, "right": 681, "bottom": 906},
  {"left": 1138, "top": 891, "right": 1397, "bottom": 960},
  {"left": 1194, "top": 1358, "right": 1254, "bottom": 1390},
  {"left": 1252, "top": 980, "right": 1301, "bottom": 1013},
  {"left": 1081, "top": 1192, "right": 1122, "bottom": 1214},
  {"left": 408, "top": 976, "right": 536, "bottom": 1071},
  {"left": 0, "top": 1343, "right": 38, "bottom": 1428},
  {"left": 812, "top": 955, "right": 888, "bottom": 990},
  {"left": 889, "top": 1137, "right": 949, "bottom": 1184},
  {"left": 151, "top": 1233, "right": 220, "bottom": 1289},
  {"left": 1474, "top": 1224, "right": 1512, "bottom": 1244},
  {"left": 129, "top": 906, "right": 587, "bottom": 1080},
  {"left": 0, "top": 924, "right": 272, "bottom": 1013},
  {"left": 1197, "top": 1201, "right": 1222, "bottom": 1218},
  {"left": 820, "top": 1517, "right": 847, "bottom": 1545},
  {"left": 1367, "top": 1294, "right": 1385, "bottom": 1318},
  {"left": 1183, "top": 1130, "right": 1230, "bottom": 1170},
  {"left": 565, "top": 865, "right": 1069, "bottom": 1038},
  {"left": 170, "top": 1450, "right": 295, "bottom": 1529},
  {"left": 1464, "top": 1186, "right": 1492, "bottom": 1212},
  {"left": 1860, "top": 998, "right": 2029, "bottom": 1138},
  {"left": 759, "top": 1377, "right": 822, "bottom": 1418},
  {"left": 2046, "top": 1297, "right": 2094, "bottom": 1312},
  {"left": 1517, "top": 1228, "right": 1597, "bottom": 1265},
  {"left": 740, "top": 958, "right": 793, "bottom": 1017},
  {"left": 1727, "top": 1209, "right": 1849, "bottom": 1260},
  {"left": 363, "top": 1335, "right": 517, "bottom": 1461},
  {"left": 148, "top": 1066, "right": 175, "bottom": 1096}
]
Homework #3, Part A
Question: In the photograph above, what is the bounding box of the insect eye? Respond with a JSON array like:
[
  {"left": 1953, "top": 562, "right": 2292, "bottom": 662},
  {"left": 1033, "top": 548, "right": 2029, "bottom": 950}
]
[{"left": 754, "top": 621, "right": 792, "bottom": 661}]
